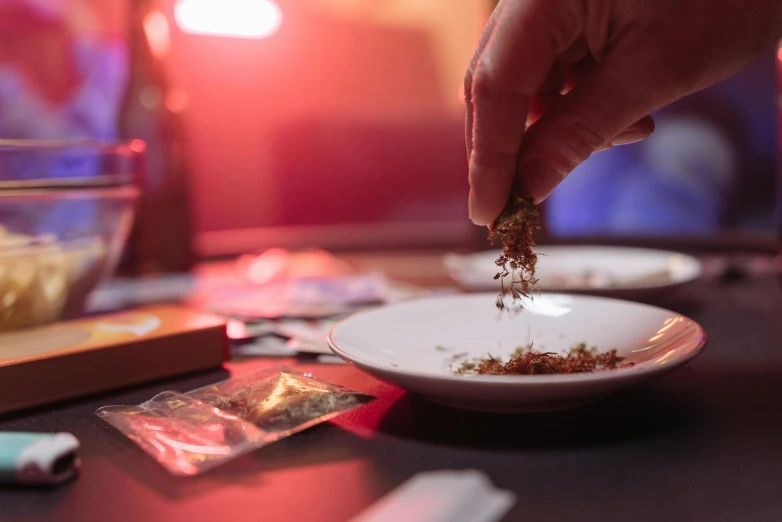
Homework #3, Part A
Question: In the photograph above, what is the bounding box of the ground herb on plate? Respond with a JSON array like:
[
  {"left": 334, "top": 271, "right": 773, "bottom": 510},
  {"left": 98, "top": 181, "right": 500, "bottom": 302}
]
[
  {"left": 488, "top": 193, "right": 541, "bottom": 311},
  {"left": 453, "top": 343, "right": 631, "bottom": 376}
]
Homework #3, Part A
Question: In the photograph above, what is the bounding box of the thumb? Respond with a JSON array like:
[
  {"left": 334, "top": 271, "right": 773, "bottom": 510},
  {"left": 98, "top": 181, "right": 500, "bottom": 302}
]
[{"left": 517, "top": 59, "right": 659, "bottom": 203}]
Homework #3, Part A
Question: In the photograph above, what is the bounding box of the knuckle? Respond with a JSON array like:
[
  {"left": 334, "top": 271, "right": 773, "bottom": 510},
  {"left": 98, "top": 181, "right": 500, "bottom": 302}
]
[
  {"left": 470, "top": 64, "right": 497, "bottom": 102},
  {"left": 470, "top": 62, "right": 525, "bottom": 105}
]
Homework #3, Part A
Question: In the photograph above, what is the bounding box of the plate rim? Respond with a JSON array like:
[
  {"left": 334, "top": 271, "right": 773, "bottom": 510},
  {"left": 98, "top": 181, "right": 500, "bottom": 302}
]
[{"left": 327, "top": 292, "right": 708, "bottom": 386}]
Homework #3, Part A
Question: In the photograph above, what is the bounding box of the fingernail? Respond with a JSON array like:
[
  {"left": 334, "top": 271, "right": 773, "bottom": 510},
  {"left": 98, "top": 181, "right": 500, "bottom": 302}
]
[
  {"left": 611, "top": 129, "right": 651, "bottom": 147},
  {"left": 468, "top": 189, "right": 491, "bottom": 226},
  {"left": 521, "top": 160, "right": 562, "bottom": 203}
]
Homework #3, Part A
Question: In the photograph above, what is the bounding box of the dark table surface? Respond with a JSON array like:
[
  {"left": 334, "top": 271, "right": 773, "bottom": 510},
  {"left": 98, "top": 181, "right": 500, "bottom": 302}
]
[{"left": 1, "top": 273, "right": 782, "bottom": 522}]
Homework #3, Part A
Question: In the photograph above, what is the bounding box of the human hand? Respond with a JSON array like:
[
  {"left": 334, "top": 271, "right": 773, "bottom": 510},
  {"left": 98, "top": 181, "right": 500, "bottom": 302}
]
[{"left": 465, "top": 0, "right": 782, "bottom": 225}]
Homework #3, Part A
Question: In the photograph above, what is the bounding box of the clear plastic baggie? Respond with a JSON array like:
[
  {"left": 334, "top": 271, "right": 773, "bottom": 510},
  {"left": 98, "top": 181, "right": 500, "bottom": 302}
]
[{"left": 96, "top": 367, "right": 374, "bottom": 476}]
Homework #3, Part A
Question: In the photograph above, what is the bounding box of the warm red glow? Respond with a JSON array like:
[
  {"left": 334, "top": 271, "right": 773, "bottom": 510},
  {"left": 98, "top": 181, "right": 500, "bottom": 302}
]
[
  {"left": 144, "top": 10, "right": 171, "bottom": 57},
  {"left": 777, "top": 46, "right": 782, "bottom": 62},
  {"left": 128, "top": 139, "right": 147, "bottom": 153},
  {"left": 164, "top": 89, "right": 189, "bottom": 113},
  {"left": 241, "top": 248, "right": 290, "bottom": 284},
  {"left": 226, "top": 319, "right": 248, "bottom": 340},
  {"left": 174, "top": 0, "right": 282, "bottom": 39}
]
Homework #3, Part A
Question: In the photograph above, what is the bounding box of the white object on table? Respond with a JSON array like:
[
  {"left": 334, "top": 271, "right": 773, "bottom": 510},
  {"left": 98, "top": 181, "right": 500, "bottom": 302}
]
[
  {"left": 233, "top": 337, "right": 296, "bottom": 357},
  {"left": 315, "top": 354, "right": 346, "bottom": 365},
  {"left": 349, "top": 470, "right": 515, "bottom": 522},
  {"left": 205, "top": 273, "right": 392, "bottom": 319},
  {"left": 242, "top": 322, "right": 278, "bottom": 338},
  {"left": 285, "top": 337, "right": 335, "bottom": 355},
  {"left": 276, "top": 320, "right": 338, "bottom": 354},
  {"left": 233, "top": 333, "right": 344, "bottom": 362},
  {"left": 328, "top": 293, "right": 707, "bottom": 413}
]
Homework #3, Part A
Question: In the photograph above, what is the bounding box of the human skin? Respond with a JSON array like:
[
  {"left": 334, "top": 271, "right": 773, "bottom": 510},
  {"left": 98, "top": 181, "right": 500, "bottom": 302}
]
[{"left": 464, "top": 0, "right": 782, "bottom": 225}]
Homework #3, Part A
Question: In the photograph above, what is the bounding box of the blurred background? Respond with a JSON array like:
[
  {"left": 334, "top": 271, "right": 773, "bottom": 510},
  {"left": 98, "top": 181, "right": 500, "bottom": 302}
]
[{"left": 0, "top": 0, "right": 778, "bottom": 279}]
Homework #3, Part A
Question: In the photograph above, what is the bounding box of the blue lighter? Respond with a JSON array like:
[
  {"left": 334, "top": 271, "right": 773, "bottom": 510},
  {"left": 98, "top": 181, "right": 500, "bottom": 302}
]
[{"left": 0, "top": 432, "right": 80, "bottom": 485}]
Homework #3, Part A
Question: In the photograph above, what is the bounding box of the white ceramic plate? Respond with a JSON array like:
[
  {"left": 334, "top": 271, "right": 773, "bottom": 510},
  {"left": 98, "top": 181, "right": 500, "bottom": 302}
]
[
  {"left": 444, "top": 246, "right": 702, "bottom": 298},
  {"left": 328, "top": 293, "right": 706, "bottom": 413}
]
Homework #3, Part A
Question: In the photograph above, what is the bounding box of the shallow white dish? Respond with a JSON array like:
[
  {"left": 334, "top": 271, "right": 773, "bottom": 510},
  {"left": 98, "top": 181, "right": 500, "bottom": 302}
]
[
  {"left": 328, "top": 293, "right": 706, "bottom": 413},
  {"left": 444, "top": 246, "right": 702, "bottom": 298}
]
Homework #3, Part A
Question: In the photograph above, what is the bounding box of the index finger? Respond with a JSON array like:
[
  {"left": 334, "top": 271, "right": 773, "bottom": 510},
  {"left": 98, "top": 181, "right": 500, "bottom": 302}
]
[{"left": 466, "top": 0, "right": 583, "bottom": 225}]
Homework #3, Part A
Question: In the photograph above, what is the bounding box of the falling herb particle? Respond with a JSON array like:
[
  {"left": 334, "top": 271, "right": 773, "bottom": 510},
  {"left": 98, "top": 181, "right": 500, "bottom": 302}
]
[
  {"left": 488, "top": 194, "right": 541, "bottom": 312},
  {"left": 435, "top": 345, "right": 451, "bottom": 352}
]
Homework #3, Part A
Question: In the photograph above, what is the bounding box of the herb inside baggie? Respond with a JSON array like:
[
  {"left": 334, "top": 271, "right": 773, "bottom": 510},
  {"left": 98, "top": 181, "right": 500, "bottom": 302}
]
[
  {"left": 488, "top": 194, "right": 541, "bottom": 311},
  {"left": 194, "top": 371, "right": 374, "bottom": 435}
]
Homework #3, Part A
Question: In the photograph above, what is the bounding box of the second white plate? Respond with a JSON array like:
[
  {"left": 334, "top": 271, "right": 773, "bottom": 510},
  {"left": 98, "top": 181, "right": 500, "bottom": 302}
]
[{"left": 444, "top": 245, "right": 702, "bottom": 298}]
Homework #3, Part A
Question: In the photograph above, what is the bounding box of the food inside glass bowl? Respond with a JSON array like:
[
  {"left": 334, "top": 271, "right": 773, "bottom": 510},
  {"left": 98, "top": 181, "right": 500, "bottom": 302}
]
[
  {"left": 0, "top": 139, "right": 142, "bottom": 332},
  {"left": 0, "top": 226, "right": 107, "bottom": 331}
]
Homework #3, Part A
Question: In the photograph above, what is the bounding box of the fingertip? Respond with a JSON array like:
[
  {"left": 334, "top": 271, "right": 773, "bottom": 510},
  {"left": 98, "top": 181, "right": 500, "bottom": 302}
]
[
  {"left": 610, "top": 115, "right": 656, "bottom": 146},
  {"left": 468, "top": 188, "right": 494, "bottom": 226},
  {"left": 635, "top": 114, "right": 656, "bottom": 136},
  {"left": 468, "top": 189, "right": 480, "bottom": 225},
  {"left": 468, "top": 159, "right": 514, "bottom": 226}
]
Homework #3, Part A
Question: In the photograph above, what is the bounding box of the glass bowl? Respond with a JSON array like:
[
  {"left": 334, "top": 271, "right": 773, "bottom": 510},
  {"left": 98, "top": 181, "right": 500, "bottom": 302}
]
[{"left": 0, "top": 140, "right": 142, "bottom": 331}]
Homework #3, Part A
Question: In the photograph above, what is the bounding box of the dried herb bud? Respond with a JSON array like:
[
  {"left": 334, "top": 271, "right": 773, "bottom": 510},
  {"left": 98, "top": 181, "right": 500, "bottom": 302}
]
[
  {"left": 454, "top": 343, "right": 632, "bottom": 376},
  {"left": 488, "top": 194, "right": 541, "bottom": 311}
]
